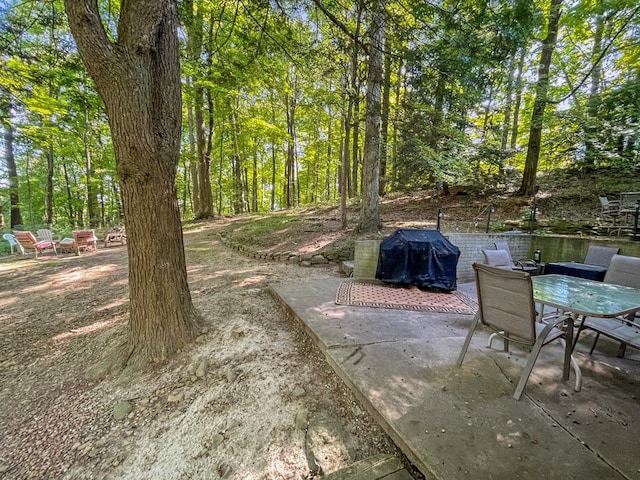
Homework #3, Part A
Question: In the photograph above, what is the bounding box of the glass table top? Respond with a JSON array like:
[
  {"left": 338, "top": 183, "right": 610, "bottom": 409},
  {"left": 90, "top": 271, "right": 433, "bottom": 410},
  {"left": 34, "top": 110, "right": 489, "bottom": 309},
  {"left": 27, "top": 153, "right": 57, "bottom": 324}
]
[{"left": 532, "top": 274, "right": 640, "bottom": 318}]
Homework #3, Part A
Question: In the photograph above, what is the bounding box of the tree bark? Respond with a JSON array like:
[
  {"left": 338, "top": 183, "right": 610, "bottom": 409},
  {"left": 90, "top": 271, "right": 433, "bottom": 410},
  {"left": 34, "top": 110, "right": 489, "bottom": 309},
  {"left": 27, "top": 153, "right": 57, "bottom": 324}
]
[
  {"left": 518, "top": 0, "right": 563, "bottom": 196},
  {"left": 379, "top": 44, "right": 392, "bottom": 196},
  {"left": 584, "top": 13, "right": 604, "bottom": 166},
  {"left": 510, "top": 45, "right": 527, "bottom": 150},
  {"left": 358, "top": 0, "right": 384, "bottom": 233},
  {"left": 0, "top": 98, "right": 23, "bottom": 228},
  {"left": 65, "top": 0, "right": 201, "bottom": 367}
]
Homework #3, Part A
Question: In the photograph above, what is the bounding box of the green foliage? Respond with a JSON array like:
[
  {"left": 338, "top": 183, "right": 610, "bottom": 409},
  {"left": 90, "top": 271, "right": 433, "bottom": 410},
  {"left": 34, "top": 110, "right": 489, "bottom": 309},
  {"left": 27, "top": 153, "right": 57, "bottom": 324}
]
[{"left": 0, "top": 0, "right": 638, "bottom": 226}]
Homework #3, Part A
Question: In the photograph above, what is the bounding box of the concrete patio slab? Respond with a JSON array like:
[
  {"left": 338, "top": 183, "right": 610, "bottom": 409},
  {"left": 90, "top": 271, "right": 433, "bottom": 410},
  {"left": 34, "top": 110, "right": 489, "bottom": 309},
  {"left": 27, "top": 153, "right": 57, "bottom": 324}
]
[{"left": 270, "top": 278, "right": 640, "bottom": 480}]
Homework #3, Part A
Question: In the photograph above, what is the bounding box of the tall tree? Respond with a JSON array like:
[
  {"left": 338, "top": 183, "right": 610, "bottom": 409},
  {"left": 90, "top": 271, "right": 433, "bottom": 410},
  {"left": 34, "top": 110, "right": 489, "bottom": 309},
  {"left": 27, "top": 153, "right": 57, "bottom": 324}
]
[
  {"left": 65, "top": 0, "right": 201, "bottom": 368},
  {"left": 358, "top": 0, "right": 385, "bottom": 233},
  {"left": 518, "top": 0, "right": 563, "bottom": 196},
  {"left": 0, "top": 96, "right": 23, "bottom": 227}
]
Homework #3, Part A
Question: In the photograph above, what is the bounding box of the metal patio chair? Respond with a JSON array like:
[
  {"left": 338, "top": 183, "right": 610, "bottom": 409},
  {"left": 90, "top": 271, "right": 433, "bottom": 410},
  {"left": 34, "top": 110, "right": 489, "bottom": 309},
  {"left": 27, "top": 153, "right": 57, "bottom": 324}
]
[{"left": 457, "top": 263, "right": 580, "bottom": 400}]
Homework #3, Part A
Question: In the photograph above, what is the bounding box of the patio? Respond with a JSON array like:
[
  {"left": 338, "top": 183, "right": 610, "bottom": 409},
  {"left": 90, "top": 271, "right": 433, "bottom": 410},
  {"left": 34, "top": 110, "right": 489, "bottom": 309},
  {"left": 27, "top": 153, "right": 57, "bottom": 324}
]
[{"left": 271, "top": 278, "right": 640, "bottom": 480}]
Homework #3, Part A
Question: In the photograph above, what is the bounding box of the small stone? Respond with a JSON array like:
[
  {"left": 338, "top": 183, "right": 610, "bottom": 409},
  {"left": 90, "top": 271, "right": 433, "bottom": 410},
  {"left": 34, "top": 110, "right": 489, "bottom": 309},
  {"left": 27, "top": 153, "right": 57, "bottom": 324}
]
[
  {"left": 295, "top": 410, "right": 308, "bottom": 430},
  {"left": 291, "top": 386, "right": 306, "bottom": 398},
  {"left": 225, "top": 368, "right": 237, "bottom": 383},
  {"left": 196, "top": 360, "right": 207, "bottom": 378},
  {"left": 113, "top": 401, "right": 133, "bottom": 420},
  {"left": 210, "top": 434, "right": 224, "bottom": 448},
  {"left": 218, "top": 462, "right": 232, "bottom": 479},
  {"left": 167, "top": 392, "right": 184, "bottom": 403}
]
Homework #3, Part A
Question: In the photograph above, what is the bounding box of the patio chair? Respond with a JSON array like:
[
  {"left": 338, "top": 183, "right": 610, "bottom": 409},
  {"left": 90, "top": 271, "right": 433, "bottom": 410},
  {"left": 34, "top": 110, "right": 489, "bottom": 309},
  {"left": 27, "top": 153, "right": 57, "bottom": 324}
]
[
  {"left": 481, "top": 249, "right": 512, "bottom": 270},
  {"left": 104, "top": 226, "right": 126, "bottom": 248},
  {"left": 12, "top": 230, "right": 57, "bottom": 258},
  {"left": 583, "top": 245, "right": 619, "bottom": 267},
  {"left": 574, "top": 254, "right": 640, "bottom": 357},
  {"left": 599, "top": 196, "right": 620, "bottom": 220},
  {"left": 493, "top": 241, "right": 539, "bottom": 274},
  {"left": 457, "top": 263, "right": 579, "bottom": 400},
  {"left": 3, "top": 233, "right": 25, "bottom": 255},
  {"left": 72, "top": 229, "right": 98, "bottom": 256},
  {"left": 36, "top": 228, "right": 60, "bottom": 243}
]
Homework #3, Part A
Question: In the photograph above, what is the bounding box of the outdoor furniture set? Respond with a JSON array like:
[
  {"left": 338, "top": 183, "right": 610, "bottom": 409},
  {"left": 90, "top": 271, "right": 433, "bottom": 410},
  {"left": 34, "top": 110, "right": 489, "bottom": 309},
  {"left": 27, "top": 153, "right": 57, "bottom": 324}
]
[
  {"left": 3, "top": 227, "right": 124, "bottom": 258},
  {"left": 466, "top": 240, "right": 640, "bottom": 400},
  {"left": 599, "top": 192, "right": 640, "bottom": 237}
]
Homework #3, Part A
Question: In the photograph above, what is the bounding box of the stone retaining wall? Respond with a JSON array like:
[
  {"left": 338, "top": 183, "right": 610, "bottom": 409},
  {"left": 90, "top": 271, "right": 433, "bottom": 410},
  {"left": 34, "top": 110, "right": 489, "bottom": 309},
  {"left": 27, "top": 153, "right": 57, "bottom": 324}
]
[{"left": 218, "top": 231, "right": 640, "bottom": 284}]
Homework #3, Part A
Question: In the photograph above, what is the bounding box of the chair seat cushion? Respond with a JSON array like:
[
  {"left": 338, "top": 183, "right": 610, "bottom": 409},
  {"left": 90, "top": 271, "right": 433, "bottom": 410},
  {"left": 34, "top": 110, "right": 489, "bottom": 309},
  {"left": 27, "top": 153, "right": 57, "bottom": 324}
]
[{"left": 35, "top": 240, "right": 53, "bottom": 249}]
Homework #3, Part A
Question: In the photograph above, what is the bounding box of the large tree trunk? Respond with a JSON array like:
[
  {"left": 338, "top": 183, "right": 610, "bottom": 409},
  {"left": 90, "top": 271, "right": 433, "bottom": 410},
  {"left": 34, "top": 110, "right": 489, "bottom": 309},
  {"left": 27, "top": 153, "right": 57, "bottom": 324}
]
[
  {"left": 65, "top": 0, "right": 201, "bottom": 368},
  {"left": 358, "top": 0, "right": 384, "bottom": 233},
  {"left": 518, "top": 0, "right": 563, "bottom": 196}
]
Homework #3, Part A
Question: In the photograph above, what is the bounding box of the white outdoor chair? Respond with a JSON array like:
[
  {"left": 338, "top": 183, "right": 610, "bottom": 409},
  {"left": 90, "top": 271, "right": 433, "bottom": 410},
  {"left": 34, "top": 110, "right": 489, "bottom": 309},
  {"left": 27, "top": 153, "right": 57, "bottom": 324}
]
[
  {"left": 37, "top": 228, "right": 61, "bottom": 243},
  {"left": 3, "top": 233, "right": 25, "bottom": 255},
  {"left": 458, "top": 263, "right": 581, "bottom": 400}
]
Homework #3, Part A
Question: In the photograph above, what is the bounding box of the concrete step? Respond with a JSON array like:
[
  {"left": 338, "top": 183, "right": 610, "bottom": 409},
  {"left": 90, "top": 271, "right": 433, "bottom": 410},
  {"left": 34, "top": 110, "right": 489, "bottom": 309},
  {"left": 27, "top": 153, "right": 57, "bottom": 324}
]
[
  {"left": 340, "top": 260, "right": 354, "bottom": 276},
  {"left": 322, "top": 454, "right": 414, "bottom": 480}
]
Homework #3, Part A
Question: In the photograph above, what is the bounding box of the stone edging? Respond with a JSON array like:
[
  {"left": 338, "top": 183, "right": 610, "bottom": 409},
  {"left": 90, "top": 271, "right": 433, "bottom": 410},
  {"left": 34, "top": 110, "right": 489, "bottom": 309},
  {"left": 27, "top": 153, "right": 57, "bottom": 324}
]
[{"left": 217, "top": 233, "right": 354, "bottom": 267}]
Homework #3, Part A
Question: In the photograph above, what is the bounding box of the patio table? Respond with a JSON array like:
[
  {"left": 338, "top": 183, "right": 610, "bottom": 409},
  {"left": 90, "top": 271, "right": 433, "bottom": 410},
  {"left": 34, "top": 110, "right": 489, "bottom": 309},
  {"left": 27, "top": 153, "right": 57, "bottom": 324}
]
[
  {"left": 533, "top": 274, "right": 640, "bottom": 359},
  {"left": 543, "top": 261, "right": 607, "bottom": 281},
  {"left": 532, "top": 274, "right": 640, "bottom": 320}
]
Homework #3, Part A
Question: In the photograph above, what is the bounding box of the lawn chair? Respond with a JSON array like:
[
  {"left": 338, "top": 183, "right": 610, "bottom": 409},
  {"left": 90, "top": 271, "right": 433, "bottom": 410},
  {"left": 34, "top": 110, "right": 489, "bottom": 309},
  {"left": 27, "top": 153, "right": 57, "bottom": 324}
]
[
  {"left": 104, "top": 226, "right": 126, "bottom": 248},
  {"left": 3, "top": 233, "right": 25, "bottom": 255},
  {"left": 37, "top": 228, "right": 60, "bottom": 243},
  {"left": 72, "top": 229, "right": 98, "bottom": 255},
  {"left": 583, "top": 245, "right": 619, "bottom": 267},
  {"left": 457, "top": 263, "right": 580, "bottom": 400},
  {"left": 12, "top": 230, "right": 57, "bottom": 258},
  {"left": 573, "top": 254, "right": 640, "bottom": 357},
  {"left": 599, "top": 196, "right": 620, "bottom": 221},
  {"left": 493, "top": 241, "right": 539, "bottom": 274}
]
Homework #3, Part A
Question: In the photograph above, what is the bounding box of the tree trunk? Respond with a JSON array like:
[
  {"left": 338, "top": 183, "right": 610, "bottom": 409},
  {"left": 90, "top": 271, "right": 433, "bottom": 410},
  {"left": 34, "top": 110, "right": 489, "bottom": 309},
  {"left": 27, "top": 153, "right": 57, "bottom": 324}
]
[
  {"left": 518, "top": 0, "right": 563, "bottom": 196},
  {"left": 347, "top": 6, "right": 362, "bottom": 197},
  {"left": 501, "top": 53, "right": 516, "bottom": 152},
  {"left": 45, "top": 144, "right": 54, "bottom": 225},
  {"left": 270, "top": 101, "right": 277, "bottom": 211},
  {"left": 84, "top": 102, "right": 99, "bottom": 227},
  {"left": 584, "top": 13, "right": 604, "bottom": 166},
  {"left": 285, "top": 90, "right": 297, "bottom": 208},
  {"left": 0, "top": 99, "right": 23, "bottom": 228},
  {"left": 65, "top": 0, "right": 201, "bottom": 367},
  {"left": 340, "top": 74, "right": 349, "bottom": 229},
  {"left": 379, "top": 45, "right": 392, "bottom": 196},
  {"left": 358, "top": 0, "right": 384, "bottom": 233},
  {"left": 229, "top": 106, "right": 245, "bottom": 214},
  {"left": 510, "top": 46, "right": 527, "bottom": 150}
]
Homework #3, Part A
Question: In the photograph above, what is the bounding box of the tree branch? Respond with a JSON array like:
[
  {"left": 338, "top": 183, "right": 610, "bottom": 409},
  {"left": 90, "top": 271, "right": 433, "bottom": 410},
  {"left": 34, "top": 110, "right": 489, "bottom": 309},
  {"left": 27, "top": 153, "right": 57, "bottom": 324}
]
[
  {"left": 548, "top": 5, "right": 640, "bottom": 105},
  {"left": 64, "top": 0, "right": 118, "bottom": 86}
]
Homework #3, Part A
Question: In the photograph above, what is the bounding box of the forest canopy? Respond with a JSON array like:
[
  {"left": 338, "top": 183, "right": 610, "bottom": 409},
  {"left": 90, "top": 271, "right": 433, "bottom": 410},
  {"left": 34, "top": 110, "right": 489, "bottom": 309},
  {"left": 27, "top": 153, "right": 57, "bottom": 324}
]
[{"left": 1, "top": 0, "right": 639, "bottom": 230}]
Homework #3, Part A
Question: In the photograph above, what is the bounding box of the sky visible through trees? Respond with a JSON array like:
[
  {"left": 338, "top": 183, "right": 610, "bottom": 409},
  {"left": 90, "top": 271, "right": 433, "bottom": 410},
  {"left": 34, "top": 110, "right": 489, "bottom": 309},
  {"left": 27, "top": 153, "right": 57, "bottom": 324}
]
[{"left": 1, "top": 0, "right": 639, "bottom": 230}]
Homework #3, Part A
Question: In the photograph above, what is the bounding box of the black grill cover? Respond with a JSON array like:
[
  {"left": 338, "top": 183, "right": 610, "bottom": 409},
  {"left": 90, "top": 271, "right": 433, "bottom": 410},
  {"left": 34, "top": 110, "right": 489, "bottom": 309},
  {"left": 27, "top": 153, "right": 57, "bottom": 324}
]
[{"left": 375, "top": 229, "right": 460, "bottom": 292}]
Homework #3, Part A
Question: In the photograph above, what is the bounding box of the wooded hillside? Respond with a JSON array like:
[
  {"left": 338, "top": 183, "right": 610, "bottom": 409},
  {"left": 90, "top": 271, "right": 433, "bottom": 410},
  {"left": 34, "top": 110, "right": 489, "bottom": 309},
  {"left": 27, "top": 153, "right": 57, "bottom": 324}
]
[{"left": 1, "top": 0, "right": 639, "bottom": 231}]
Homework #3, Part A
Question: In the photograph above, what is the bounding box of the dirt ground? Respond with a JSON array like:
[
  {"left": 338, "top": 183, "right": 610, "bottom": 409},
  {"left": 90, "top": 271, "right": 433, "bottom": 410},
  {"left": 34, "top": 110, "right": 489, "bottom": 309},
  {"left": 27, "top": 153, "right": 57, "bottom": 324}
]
[{"left": 0, "top": 220, "right": 399, "bottom": 480}]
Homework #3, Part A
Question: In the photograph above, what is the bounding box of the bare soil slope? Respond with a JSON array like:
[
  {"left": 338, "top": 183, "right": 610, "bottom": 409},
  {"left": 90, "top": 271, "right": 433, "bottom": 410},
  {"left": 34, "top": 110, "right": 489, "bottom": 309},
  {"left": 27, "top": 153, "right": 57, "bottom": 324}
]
[{"left": 0, "top": 223, "right": 398, "bottom": 480}]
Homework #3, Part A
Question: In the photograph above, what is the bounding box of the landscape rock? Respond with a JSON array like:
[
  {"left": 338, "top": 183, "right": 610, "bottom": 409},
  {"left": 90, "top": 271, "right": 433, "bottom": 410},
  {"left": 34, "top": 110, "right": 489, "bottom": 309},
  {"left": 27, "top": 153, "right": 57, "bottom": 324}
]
[
  {"left": 113, "top": 401, "right": 133, "bottom": 421},
  {"left": 305, "top": 410, "right": 356, "bottom": 475}
]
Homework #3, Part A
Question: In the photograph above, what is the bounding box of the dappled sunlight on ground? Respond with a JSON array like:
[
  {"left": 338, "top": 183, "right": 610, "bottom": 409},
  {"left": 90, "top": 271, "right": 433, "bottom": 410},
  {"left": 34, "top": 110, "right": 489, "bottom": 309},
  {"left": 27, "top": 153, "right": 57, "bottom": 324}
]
[{"left": 52, "top": 318, "right": 123, "bottom": 342}]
